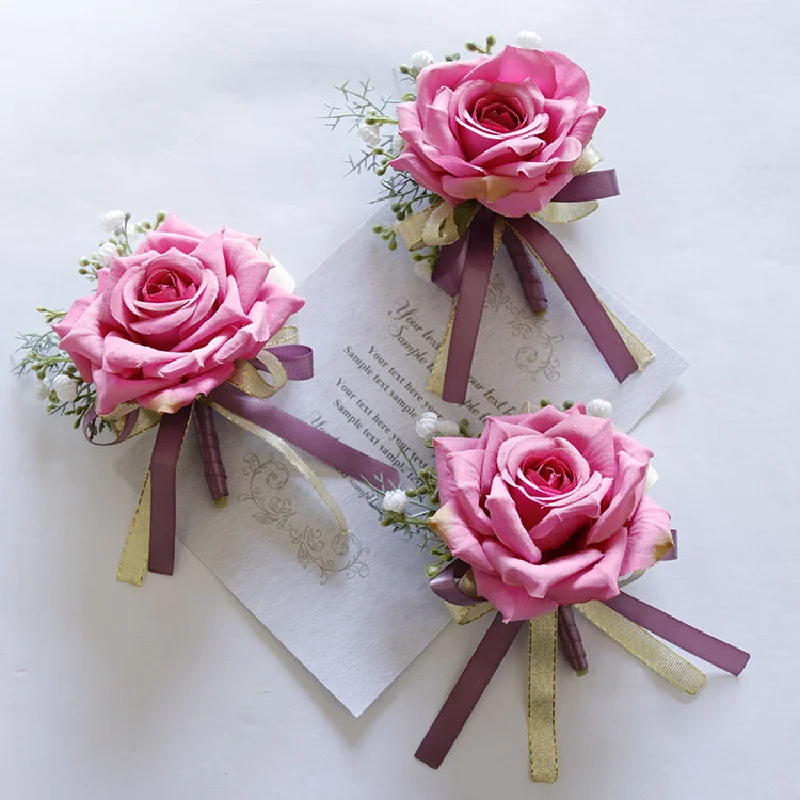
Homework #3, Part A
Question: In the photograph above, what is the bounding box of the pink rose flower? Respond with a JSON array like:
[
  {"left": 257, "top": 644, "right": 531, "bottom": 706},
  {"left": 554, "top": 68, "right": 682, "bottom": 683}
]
[
  {"left": 54, "top": 214, "right": 304, "bottom": 415},
  {"left": 391, "top": 46, "right": 604, "bottom": 217},
  {"left": 430, "top": 405, "right": 673, "bottom": 622}
]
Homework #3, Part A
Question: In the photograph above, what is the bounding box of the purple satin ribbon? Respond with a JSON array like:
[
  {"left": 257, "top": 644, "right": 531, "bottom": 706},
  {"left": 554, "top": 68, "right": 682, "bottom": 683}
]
[
  {"left": 441, "top": 214, "right": 496, "bottom": 404},
  {"left": 82, "top": 405, "right": 140, "bottom": 446},
  {"left": 432, "top": 172, "right": 635, "bottom": 404},
  {"left": 419, "top": 536, "right": 748, "bottom": 770},
  {"left": 429, "top": 559, "right": 482, "bottom": 607},
  {"left": 510, "top": 217, "right": 638, "bottom": 384},
  {"left": 551, "top": 169, "right": 620, "bottom": 204},
  {"left": 258, "top": 344, "right": 314, "bottom": 382},
  {"left": 209, "top": 382, "right": 398, "bottom": 486},
  {"left": 416, "top": 613, "right": 524, "bottom": 770},
  {"left": 604, "top": 592, "right": 750, "bottom": 675},
  {"left": 83, "top": 342, "right": 398, "bottom": 577},
  {"left": 147, "top": 405, "right": 192, "bottom": 575}
]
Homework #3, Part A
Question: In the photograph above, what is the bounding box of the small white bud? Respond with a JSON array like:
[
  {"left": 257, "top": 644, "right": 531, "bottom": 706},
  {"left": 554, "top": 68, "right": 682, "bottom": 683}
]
[
  {"left": 358, "top": 122, "right": 382, "bottom": 147},
  {"left": 35, "top": 380, "right": 51, "bottom": 401},
  {"left": 434, "top": 419, "right": 461, "bottom": 437},
  {"left": 586, "top": 398, "right": 613, "bottom": 419},
  {"left": 644, "top": 463, "right": 659, "bottom": 492},
  {"left": 94, "top": 241, "right": 118, "bottom": 268},
  {"left": 415, "top": 411, "right": 438, "bottom": 438},
  {"left": 99, "top": 209, "right": 126, "bottom": 233},
  {"left": 390, "top": 133, "right": 405, "bottom": 156},
  {"left": 382, "top": 488, "right": 409, "bottom": 514},
  {"left": 515, "top": 30, "right": 543, "bottom": 50},
  {"left": 411, "top": 50, "right": 435, "bottom": 70},
  {"left": 51, "top": 373, "right": 79, "bottom": 403}
]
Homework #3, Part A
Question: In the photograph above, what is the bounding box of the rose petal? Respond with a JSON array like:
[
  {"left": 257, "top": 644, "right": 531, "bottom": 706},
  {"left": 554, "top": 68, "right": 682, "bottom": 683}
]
[
  {"left": 429, "top": 500, "right": 495, "bottom": 575},
  {"left": 472, "top": 568, "right": 558, "bottom": 623},
  {"left": 485, "top": 475, "right": 543, "bottom": 563},
  {"left": 619, "top": 496, "right": 673, "bottom": 575}
]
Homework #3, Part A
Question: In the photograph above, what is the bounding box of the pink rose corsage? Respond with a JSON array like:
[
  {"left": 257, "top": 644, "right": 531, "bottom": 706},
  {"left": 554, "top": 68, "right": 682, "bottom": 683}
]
[
  {"left": 16, "top": 210, "right": 398, "bottom": 583},
  {"left": 373, "top": 401, "right": 749, "bottom": 783},
  {"left": 327, "top": 33, "right": 635, "bottom": 404}
]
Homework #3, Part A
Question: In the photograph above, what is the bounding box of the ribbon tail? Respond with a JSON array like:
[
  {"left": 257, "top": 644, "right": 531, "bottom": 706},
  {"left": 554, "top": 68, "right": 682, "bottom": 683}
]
[
  {"left": 528, "top": 610, "right": 559, "bottom": 783},
  {"left": 116, "top": 470, "right": 152, "bottom": 586},
  {"left": 207, "top": 385, "right": 399, "bottom": 487},
  {"left": 603, "top": 593, "right": 751, "bottom": 675},
  {"left": 441, "top": 216, "right": 501, "bottom": 404},
  {"left": 147, "top": 406, "right": 192, "bottom": 575},
  {"left": 509, "top": 217, "right": 638, "bottom": 383},
  {"left": 416, "top": 613, "right": 524, "bottom": 769},
  {"left": 575, "top": 601, "right": 709, "bottom": 694},
  {"left": 427, "top": 300, "right": 456, "bottom": 397}
]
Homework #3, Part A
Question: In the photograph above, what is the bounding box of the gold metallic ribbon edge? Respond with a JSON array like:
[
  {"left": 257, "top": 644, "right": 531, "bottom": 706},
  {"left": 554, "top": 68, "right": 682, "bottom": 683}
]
[
  {"left": 575, "top": 601, "right": 708, "bottom": 695},
  {"left": 528, "top": 610, "right": 559, "bottom": 783}
]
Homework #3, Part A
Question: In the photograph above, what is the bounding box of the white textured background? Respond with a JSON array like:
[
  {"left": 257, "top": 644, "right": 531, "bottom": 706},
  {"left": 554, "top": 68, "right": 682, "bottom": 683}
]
[{"left": 1, "top": 1, "right": 797, "bottom": 798}]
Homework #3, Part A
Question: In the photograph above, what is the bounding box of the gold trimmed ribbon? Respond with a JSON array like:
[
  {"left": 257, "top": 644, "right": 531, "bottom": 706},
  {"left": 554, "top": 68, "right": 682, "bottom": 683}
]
[
  {"left": 208, "top": 400, "right": 349, "bottom": 537},
  {"left": 115, "top": 326, "right": 349, "bottom": 586},
  {"left": 117, "top": 471, "right": 152, "bottom": 586},
  {"left": 436, "top": 590, "right": 708, "bottom": 781},
  {"left": 396, "top": 202, "right": 461, "bottom": 250},
  {"left": 528, "top": 611, "right": 559, "bottom": 783}
]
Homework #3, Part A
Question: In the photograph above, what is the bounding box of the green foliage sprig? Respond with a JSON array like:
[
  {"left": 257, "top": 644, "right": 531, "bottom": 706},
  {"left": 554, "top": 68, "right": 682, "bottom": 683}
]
[{"left": 14, "top": 209, "right": 167, "bottom": 428}]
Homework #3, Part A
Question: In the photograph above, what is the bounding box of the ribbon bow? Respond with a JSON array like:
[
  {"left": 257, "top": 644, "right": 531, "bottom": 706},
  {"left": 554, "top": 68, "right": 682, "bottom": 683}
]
[
  {"left": 416, "top": 545, "right": 750, "bottom": 783},
  {"left": 84, "top": 327, "right": 400, "bottom": 585},
  {"left": 397, "top": 146, "right": 638, "bottom": 405}
]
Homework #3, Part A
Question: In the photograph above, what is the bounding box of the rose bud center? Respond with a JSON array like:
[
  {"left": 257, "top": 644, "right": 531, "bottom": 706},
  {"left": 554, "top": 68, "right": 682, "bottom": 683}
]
[
  {"left": 143, "top": 268, "right": 191, "bottom": 303},
  {"left": 474, "top": 95, "right": 527, "bottom": 133}
]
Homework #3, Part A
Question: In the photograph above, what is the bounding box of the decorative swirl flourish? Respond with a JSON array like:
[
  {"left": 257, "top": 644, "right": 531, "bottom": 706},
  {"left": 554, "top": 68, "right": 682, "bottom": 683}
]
[
  {"left": 239, "top": 452, "right": 370, "bottom": 582},
  {"left": 485, "top": 272, "right": 563, "bottom": 382}
]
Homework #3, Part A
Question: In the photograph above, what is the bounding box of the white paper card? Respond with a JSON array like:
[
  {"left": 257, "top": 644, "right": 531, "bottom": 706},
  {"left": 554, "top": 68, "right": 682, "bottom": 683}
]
[{"left": 118, "top": 209, "right": 686, "bottom": 717}]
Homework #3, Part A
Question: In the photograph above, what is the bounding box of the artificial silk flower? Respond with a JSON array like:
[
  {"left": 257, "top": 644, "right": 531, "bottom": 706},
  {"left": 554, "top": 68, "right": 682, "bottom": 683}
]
[
  {"left": 327, "top": 33, "right": 638, "bottom": 406},
  {"left": 372, "top": 401, "right": 749, "bottom": 784},
  {"left": 16, "top": 209, "right": 398, "bottom": 584}
]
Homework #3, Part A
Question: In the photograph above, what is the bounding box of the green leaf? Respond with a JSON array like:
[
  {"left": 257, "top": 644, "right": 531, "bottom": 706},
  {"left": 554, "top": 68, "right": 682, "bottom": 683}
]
[{"left": 453, "top": 200, "right": 479, "bottom": 237}]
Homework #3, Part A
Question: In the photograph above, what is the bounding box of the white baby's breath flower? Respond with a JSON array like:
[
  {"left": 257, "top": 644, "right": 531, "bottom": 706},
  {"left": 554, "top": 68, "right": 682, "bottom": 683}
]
[
  {"left": 358, "top": 122, "right": 382, "bottom": 147},
  {"left": 51, "top": 373, "right": 79, "bottom": 403},
  {"left": 415, "top": 411, "right": 438, "bottom": 438},
  {"left": 516, "top": 30, "right": 543, "bottom": 50},
  {"left": 35, "top": 380, "right": 51, "bottom": 401},
  {"left": 434, "top": 419, "right": 461, "bottom": 437},
  {"left": 390, "top": 133, "right": 405, "bottom": 156},
  {"left": 382, "top": 489, "right": 409, "bottom": 514},
  {"left": 99, "top": 209, "right": 126, "bottom": 233},
  {"left": 586, "top": 398, "right": 613, "bottom": 419},
  {"left": 645, "top": 463, "right": 659, "bottom": 492},
  {"left": 413, "top": 259, "right": 432, "bottom": 282},
  {"left": 411, "top": 50, "right": 435, "bottom": 70},
  {"left": 94, "top": 241, "right": 118, "bottom": 268}
]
